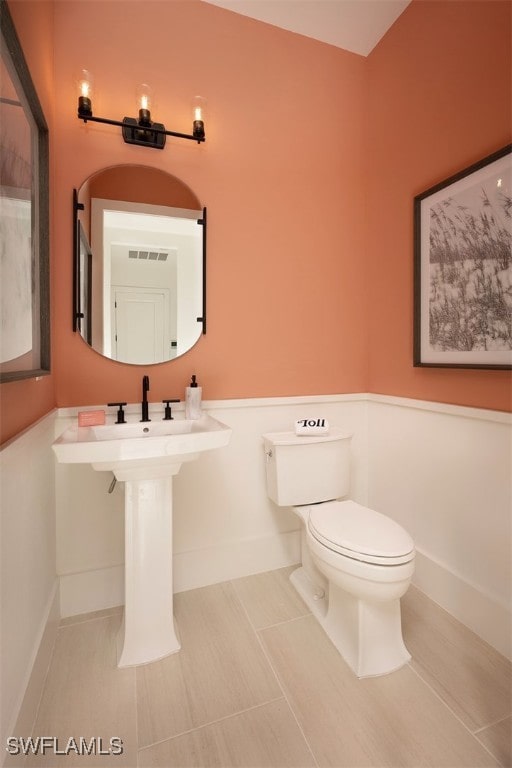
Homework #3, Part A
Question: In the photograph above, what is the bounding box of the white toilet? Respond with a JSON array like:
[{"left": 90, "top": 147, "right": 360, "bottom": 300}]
[{"left": 263, "top": 427, "right": 415, "bottom": 678}]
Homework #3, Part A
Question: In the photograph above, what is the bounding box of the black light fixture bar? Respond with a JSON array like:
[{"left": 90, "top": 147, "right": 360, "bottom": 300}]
[{"left": 77, "top": 113, "right": 205, "bottom": 146}]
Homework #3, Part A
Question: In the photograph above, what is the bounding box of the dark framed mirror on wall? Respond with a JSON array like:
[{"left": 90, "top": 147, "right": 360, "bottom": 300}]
[
  {"left": 73, "top": 165, "right": 207, "bottom": 366},
  {"left": 0, "top": 0, "right": 50, "bottom": 382}
]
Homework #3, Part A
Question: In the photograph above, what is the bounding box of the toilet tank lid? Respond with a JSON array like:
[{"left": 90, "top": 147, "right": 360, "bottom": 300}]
[{"left": 262, "top": 428, "right": 352, "bottom": 446}]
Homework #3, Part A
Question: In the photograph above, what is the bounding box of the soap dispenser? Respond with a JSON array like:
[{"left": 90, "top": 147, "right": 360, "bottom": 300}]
[{"left": 185, "top": 374, "right": 202, "bottom": 419}]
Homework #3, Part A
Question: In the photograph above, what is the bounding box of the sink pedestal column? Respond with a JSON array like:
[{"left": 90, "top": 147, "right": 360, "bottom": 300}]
[{"left": 116, "top": 472, "right": 181, "bottom": 667}]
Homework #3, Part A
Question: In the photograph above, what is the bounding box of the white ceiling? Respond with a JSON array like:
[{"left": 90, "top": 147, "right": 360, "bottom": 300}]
[{"left": 201, "top": 0, "right": 411, "bottom": 56}]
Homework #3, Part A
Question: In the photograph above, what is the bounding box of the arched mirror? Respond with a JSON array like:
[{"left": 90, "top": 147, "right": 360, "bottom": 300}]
[{"left": 73, "top": 165, "right": 206, "bottom": 365}]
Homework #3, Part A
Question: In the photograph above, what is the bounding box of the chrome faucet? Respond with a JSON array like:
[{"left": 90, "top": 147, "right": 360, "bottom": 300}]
[{"left": 141, "top": 375, "right": 150, "bottom": 422}]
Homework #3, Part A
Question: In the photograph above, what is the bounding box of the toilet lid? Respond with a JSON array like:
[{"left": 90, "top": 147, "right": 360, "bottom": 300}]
[{"left": 308, "top": 500, "right": 415, "bottom": 565}]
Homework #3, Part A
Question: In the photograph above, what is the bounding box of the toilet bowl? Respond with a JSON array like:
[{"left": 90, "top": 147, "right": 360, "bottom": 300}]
[
  {"left": 263, "top": 429, "right": 415, "bottom": 678},
  {"left": 300, "top": 500, "right": 414, "bottom": 677}
]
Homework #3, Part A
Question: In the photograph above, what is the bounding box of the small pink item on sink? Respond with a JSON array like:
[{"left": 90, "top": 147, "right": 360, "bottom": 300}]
[{"left": 78, "top": 410, "right": 106, "bottom": 427}]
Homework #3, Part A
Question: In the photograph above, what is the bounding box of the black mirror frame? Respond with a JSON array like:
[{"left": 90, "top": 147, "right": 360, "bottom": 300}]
[{"left": 0, "top": 0, "right": 50, "bottom": 382}]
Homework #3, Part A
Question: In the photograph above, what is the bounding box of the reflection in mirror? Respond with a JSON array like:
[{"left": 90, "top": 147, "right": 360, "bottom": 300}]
[{"left": 73, "top": 165, "right": 206, "bottom": 365}]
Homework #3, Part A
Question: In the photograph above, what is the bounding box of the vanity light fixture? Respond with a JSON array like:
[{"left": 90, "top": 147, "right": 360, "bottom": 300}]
[{"left": 76, "top": 71, "right": 206, "bottom": 150}]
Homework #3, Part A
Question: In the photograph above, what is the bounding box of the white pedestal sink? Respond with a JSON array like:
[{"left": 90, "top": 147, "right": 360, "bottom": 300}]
[{"left": 53, "top": 413, "right": 231, "bottom": 667}]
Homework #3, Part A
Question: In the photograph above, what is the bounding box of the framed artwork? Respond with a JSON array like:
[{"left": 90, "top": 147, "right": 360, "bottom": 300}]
[
  {"left": 414, "top": 145, "right": 511, "bottom": 369},
  {"left": 0, "top": 0, "right": 50, "bottom": 382}
]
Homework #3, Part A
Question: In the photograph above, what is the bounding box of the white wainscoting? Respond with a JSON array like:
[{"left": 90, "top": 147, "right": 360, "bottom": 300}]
[
  {"left": 368, "top": 395, "right": 511, "bottom": 659},
  {"left": 0, "top": 412, "right": 58, "bottom": 766}
]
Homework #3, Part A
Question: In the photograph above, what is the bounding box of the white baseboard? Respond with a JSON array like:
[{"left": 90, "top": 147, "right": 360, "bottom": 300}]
[
  {"left": 413, "top": 548, "right": 511, "bottom": 660},
  {"left": 60, "top": 565, "right": 125, "bottom": 618},
  {"left": 59, "top": 531, "right": 301, "bottom": 618},
  {"left": 173, "top": 530, "right": 301, "bottom": 593}
]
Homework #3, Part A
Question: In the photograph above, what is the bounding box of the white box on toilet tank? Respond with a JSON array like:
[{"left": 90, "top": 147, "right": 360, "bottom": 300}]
[{"left": 263, "top": 428, "right": 352, "bottom": 507}]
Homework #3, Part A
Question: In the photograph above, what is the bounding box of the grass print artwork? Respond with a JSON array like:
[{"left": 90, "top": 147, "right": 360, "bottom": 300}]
[{"left": 414, "top": 146, "right": 512, "bottom": 368}]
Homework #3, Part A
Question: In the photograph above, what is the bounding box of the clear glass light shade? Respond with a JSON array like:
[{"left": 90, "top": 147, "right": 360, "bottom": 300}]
[
  {"left": 77, "top": 69, "right": 93, "bottom": 100},
  {"left": 136, "top": 83, "right": 153, "bottom": 112},
  {"left": 192, "top": 96, "right": 206, "bottom": 122}
]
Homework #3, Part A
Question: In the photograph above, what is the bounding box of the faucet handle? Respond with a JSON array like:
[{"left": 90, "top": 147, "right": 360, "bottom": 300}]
[
  {"left": 107, "top": 402, "right": 127, "bottom": 424},
  {"left": 162, "top": 399, "right": 180, "bottom": 420}
]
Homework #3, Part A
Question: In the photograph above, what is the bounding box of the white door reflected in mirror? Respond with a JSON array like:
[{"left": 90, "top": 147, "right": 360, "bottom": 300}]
[{"left": 113, "top": 288, "right": 168, "bottom": 364}]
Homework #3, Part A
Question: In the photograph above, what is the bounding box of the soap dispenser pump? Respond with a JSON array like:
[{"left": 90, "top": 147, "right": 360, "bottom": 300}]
[{"left": 185, "top": 374, "right": 202, "bottom": 420}]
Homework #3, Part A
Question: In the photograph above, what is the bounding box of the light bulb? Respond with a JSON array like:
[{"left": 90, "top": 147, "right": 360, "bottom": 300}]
[
  {"left": 77, "top": 69, "right": 93, "bottom": 116},
  {"left": 136, "top": 83, "right": 153, "bottom": 125},
  {"left": 192, "top": 96, "right": 206, "bottom": 140}
]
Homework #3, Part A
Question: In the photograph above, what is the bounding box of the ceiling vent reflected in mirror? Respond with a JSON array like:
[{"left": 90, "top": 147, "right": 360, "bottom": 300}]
[{"left": 127, "top": 249, "right": 169, "bottom": 261}]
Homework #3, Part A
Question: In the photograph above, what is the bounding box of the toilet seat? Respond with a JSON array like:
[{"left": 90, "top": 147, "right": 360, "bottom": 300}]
[{"left": 307, "top": 500, "right": 415, "bottom": 566}]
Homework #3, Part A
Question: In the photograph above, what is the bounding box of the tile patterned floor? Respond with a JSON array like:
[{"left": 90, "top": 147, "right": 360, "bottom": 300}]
[{"left": 16, "top": 567, "right": 512, "bottom": 767}]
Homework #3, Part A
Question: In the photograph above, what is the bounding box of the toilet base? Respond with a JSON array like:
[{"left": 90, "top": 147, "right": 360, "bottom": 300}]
[{"left": 290, "top": 566, "right": 411, "bottom": 678}]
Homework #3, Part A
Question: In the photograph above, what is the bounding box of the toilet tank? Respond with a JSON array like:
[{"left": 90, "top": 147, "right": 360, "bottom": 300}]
[{"left": 262, "top": 428, "right": 353, "bottom": 506}]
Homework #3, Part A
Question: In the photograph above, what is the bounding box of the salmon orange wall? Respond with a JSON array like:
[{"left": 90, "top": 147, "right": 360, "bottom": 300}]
[
  {"left": 51, "top": 0, "right": 368, "bottom": 409},
  {"left": 366, "top": 0, "right": 512, "bottom": 411},
  {"left": 1, "top": 0, "right": 55, "bottom": 444},
  {"left": 2, "top": 0, "right": 511, "bottom": 444}
]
